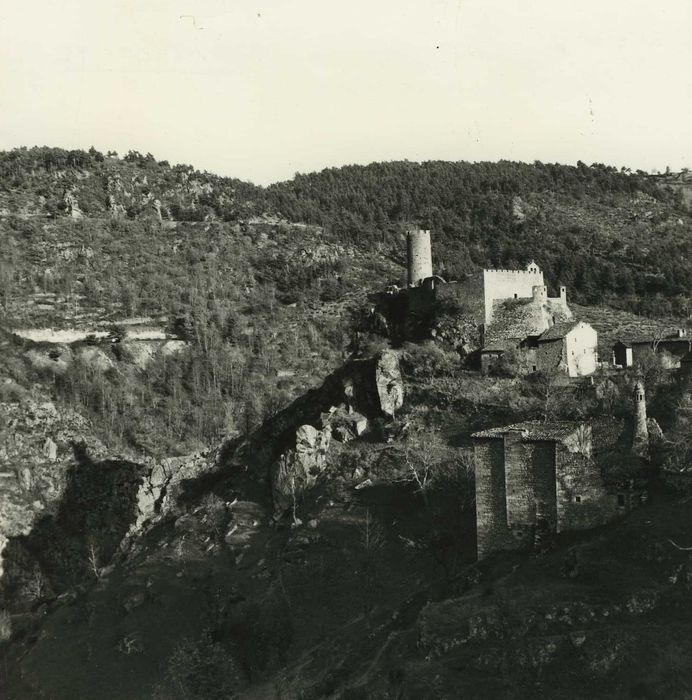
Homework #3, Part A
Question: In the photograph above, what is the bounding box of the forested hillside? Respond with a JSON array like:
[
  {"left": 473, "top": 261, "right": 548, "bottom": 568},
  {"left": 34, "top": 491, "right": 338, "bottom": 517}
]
[
  {"left": 0, "top": 147, "right": 689, "bottom": 456},
  {"left": 269, "top": 160, "right": 691, "bottom": 316},
  {"left": 1, "top": 147, "right": 690, "bottom": 320}
]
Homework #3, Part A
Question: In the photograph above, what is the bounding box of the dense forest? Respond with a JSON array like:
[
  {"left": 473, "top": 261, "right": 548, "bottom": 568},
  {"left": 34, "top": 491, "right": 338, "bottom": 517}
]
[
  {"left": 1, "top": 147, "right": 689, "bottom": 316},
  {"left": 268, "top": 160, "right": 691, "bottom": 316}
]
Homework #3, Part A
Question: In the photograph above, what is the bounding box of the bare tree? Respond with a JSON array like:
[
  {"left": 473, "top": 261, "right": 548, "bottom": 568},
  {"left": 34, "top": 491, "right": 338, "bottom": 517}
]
[
  {"left": 399, "top": 429, "right": 446, "bottom": 506},
  {"left": 86, "top": 540, "right": 101, "bottom": 579}
]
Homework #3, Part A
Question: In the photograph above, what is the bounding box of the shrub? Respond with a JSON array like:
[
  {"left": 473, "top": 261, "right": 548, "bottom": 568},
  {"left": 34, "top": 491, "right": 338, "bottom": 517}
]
[
  {"left": 151, "top": 633, "right": 245, "bottom": 700},
  {"left": 488, "top": 348, "right": 533, "bottom": 377},
  {"left": 401, "top": 342, "right": 459, "bottom": 379}
]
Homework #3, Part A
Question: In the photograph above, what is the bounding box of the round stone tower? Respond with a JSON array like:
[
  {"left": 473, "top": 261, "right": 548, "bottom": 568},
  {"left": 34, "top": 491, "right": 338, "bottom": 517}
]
[
  {"left": 632, "top": 378, "right": 648, "bottom": 455},
  {"left": 407, "top": 229, "right": 433, "bottom": 287},
  {"left": 532, "top": 285, "right": 548, "bottom": 303}
]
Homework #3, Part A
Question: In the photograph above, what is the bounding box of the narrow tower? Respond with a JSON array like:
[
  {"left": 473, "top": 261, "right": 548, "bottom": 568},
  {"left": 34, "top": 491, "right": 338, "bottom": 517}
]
[
  {"left": 407, "top": 229, "right": 433, "bottom": 287},
  {"left": 632, "top": 378, "right": 648, "bottom": 457}
]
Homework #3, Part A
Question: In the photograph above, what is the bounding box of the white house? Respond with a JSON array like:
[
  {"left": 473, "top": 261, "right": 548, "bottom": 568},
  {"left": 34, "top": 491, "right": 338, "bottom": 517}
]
[{"left": 536, "top": 321, "right": 598, "bottom": 377}]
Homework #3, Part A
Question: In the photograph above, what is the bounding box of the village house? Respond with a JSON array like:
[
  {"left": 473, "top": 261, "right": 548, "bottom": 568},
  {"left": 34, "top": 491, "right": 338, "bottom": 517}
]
[
  {"left": 612, "top": 329, "right": 692, "bottom": 369},
  {"left": 481, "top": 320, "right": 598, "bottom": 378},
  {"left": 534, "top": 321, "right": 598, "bottom": 377}
]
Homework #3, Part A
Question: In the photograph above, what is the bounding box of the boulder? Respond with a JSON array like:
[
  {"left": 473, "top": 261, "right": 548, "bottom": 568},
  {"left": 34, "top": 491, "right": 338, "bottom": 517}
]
[
  {"left": 330, "top": 408, "right": 368, "bottom": 443},
  {"left": 133, "top": 453, "right": 210, "bottom": 530},
  {"left": 18, "top": 468, "right": 33, "bottom": 491},
  {"left": 42, "top": 437, "right": 58, "bottom": 461},
  {"left": 271, "top": 425, "right": 331, "bottom": 514},
  {"left": 375, "top": 351, "right": 404, "bottom": 417}
]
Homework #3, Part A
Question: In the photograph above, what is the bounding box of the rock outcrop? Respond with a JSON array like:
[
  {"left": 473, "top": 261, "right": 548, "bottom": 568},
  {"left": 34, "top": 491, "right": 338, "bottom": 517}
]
[
  {"left": 0, "top": 396, "right": 107, "bottom": 549},
  {"left": 271, "top": 425, "right": 331, "bottom": 516},
  {"left": 231, "top": 350, "right": 403, "bottom": 515},
  {"left": 374, "top": 349, "right": 404, "bottom": 417},
  {"left": 134, "top": 453, "right": 212, "bottom": 530}
]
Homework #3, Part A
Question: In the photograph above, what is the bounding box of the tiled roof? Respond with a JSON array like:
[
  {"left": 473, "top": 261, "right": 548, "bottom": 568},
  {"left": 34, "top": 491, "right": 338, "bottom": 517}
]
[
  {"left": 472, "top": 420, "right": 582, "bottom": 441},
  {"left": 538, "top": 321, "right": 581, "bottom": 341},
  {"left": 539, "top": 321, "right": 580, "bottom": 341}
]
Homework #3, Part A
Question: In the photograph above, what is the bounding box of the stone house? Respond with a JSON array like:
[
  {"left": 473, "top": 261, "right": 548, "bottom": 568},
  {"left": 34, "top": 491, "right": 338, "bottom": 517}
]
[
  {"left": 534, "top": 321, "right": 598, "bottom": 377},
  {"left": 472, "top": 419, "right": 645, "bottom": 559},
  {"left": 612, "top": 329, "right": 692, "bottom": 369},
  {"left": 481, "top": 320, "right": 598, "bottom": 378}
]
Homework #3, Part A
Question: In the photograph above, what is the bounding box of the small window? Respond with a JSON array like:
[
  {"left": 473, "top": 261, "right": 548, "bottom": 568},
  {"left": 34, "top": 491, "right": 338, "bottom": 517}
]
[
  {"left": 514, "top": 293, "right": 518, "bottom": 299},
  {"left": 617, "top": 494, "right": 625, "bottom": 507},
  {"left": 532, "top": 365, "right": 537, "bottom": 372},
  {"left": 574, "top": 495, "right": 582, "bottom": 503}
]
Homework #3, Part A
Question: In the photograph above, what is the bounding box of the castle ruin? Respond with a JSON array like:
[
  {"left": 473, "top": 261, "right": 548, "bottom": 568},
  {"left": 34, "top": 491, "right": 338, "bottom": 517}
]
[
  {"left": 381, "top": 230, "right": 590, "bottom": 376},
  {"left": 473, "top": 382, "right": 652, "bottom": 559},
  {"left": 406, "top": 229, "right": 433, "bottom": 287}
]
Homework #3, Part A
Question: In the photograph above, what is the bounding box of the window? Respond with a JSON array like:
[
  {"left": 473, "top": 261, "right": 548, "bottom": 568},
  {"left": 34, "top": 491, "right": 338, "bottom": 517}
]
[
  {"left": 574, "top": 495, "right": 582, "bottom": 503},
  {"left": 617, "top": 494, "right": 625, "bottom": 507},
  {"left": 532, "top": 365, "right": 537, "bottom": 372},
  {"left": 514, "top": 293, "right": 518, "bottom": 299}
]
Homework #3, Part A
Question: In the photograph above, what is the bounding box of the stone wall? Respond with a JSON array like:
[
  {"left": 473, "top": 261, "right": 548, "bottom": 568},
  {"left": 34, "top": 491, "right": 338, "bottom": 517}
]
[
  {"left": 483, "top": 267, "right": 545, "bottom": 324},
  {"left": 503, "top": 430, "right": 533, "bottom": 527},
  {"left": 474, "top": 439, "right": 522, "bottom": 558},
  {"left": 438, "top": 275, "right": 486, "bottom": 324},
  {"left": 554, "top": 446, "right": 622, "bottom": 532},
  {"left": 536, "top": 338, "right": 565, "bottom": 374},
  {"left": 564, "top": 323, "right": 598, "bottom": 377},
  {"left": 530, "top": 441, "right": 558, "bottom": 531}
]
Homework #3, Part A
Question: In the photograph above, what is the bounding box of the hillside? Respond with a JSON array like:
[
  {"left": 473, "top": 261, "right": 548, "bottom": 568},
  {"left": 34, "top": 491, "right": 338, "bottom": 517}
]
[
  {"left": 1, "top": 149, "right": 691, "bottom": 326},
  {"left": 268, "top": 160, "right": 692, "bottom": 316},
  {"left": 1, "top": 345, "right": 691, "bottom": 700},
  {"left": 1, "top": 146, "right": 691, "bottom": 698},
  {"left": 0, "top": 147, "right": 689, "bottom": 457}
]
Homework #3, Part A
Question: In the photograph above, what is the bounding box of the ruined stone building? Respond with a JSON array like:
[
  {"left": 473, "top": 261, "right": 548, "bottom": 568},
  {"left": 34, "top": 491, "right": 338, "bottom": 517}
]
[
  {"left": 612, "top": 329, "right": 692, "bottom": 369},
  {"left": 383, "top": 231, "right": 598, "bottom": 378},
  {"left": 473, "top": 383, "right": 653, "bottom": 559},
  {"left": 432, "top": 259, "right": 571, "bottom": 328}
]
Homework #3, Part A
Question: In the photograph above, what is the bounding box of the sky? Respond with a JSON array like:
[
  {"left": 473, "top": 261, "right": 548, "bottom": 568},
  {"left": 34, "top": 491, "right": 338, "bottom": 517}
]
[{"left": 1, "top": 0, "right": 690, "bottom": 185}]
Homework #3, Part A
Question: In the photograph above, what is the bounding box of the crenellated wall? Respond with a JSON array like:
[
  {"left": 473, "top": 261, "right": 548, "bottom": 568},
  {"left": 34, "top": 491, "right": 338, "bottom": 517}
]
[{"left": 482, "top": 263, "right": 545, "bottom": 324}]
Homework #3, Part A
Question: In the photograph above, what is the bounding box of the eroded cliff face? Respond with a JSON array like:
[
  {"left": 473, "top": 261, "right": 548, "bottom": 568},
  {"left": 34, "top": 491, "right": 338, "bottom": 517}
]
[
  {"left": 0, "top": 350, "right": 405, "bottom": 612},
  {"left": 0, "top": 395, "right": 108, "bottom": 573}
]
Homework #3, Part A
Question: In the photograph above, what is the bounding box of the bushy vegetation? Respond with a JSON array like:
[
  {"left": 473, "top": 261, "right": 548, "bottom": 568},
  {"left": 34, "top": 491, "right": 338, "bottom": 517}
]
[
  {"left": 35, "top": 310, "right": 344, "bottom": 455},
  {"left": 151, "top": 633, "right": 245, "bottom": 700}
]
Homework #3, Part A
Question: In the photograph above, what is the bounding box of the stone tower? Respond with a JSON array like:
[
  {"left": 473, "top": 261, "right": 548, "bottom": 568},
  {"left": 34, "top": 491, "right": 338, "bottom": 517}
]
[
  {"left": 407, "top": 229, "right": 433, "bottom": 287},
  {"left": 632, "top": 378, "right": 648, "bottom": 456},
  {"left": 532, "top": 285, "right": 548, "bottom": 303}
]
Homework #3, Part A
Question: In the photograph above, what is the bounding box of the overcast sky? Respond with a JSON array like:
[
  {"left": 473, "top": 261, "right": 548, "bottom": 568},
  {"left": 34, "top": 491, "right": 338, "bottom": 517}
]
[{"left": 1, "top": 1, "right": 690, "bottom": 185}]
